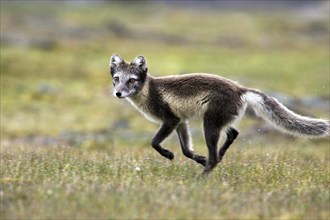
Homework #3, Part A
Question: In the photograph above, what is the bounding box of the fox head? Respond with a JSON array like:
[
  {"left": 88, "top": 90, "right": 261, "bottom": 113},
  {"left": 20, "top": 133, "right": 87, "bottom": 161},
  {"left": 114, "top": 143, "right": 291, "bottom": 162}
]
[{"left": 109, "top": 54, "right": 148, "bottom": 98}]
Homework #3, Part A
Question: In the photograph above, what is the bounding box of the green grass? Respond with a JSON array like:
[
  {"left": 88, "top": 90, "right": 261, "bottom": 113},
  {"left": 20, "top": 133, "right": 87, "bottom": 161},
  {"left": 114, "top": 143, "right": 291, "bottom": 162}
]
[
  {"left": 1, "top": 2, "right": 329, "bottom": 219},
  {"left": 1, "top": 142, "right": 329, "bottom": 219}
]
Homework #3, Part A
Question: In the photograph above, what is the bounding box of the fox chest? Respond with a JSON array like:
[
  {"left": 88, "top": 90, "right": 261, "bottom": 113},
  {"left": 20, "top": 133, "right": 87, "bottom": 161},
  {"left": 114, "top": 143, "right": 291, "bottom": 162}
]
[{"left": 126, "top": 96, "right": 163, "bottom": 123}]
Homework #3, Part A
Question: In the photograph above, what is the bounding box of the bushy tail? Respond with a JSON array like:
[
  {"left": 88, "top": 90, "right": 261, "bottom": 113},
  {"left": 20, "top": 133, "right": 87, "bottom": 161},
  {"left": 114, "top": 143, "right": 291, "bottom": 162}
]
[{"left": 242, "top": 90, "right": 329, "bottom": 137}]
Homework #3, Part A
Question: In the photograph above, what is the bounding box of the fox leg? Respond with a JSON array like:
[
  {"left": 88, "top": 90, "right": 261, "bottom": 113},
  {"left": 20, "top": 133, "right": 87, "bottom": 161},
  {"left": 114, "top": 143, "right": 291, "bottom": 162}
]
[
  {"left": 218, "top": 127, "right": 239, "bottom": 163},
  {"left": 176, "top": 121, "right": 207, "bottom": 166},
  {"left": 151, "top": 120, "right": 179, "bottom": 160},
  {"left": 201, "top": 117, "right": 222, "bottom": 176}
]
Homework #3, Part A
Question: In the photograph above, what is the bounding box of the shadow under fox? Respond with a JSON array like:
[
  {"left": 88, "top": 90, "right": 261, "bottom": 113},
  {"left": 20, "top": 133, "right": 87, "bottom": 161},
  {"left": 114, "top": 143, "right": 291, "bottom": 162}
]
[{"left": 109, "top": 54, "right": 329, "bottom": 176}]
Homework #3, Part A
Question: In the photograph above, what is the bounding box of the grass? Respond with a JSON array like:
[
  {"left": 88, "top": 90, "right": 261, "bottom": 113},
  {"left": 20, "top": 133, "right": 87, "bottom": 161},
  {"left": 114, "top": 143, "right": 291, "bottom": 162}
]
[
  {"left": 1, "top": 142, "right": 329, "bottom": 219},
  {"left": 1, "top": 1, "right": 329, "bottom": 219}
]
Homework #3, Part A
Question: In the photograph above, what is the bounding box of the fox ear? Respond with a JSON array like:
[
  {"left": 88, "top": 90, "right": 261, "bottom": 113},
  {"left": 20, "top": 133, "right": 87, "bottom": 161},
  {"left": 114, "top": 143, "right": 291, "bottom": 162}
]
[
  {"left": 132, "top": 55, "right": 147, "bottom": 70},
  {"left": 110, "top": 53, "right": 123, "bottom": 67}
]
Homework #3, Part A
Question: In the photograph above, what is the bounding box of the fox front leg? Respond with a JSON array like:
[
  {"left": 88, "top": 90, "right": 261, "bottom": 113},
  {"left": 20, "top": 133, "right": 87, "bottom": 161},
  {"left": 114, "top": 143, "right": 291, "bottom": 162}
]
[
  {"left": 151, "top": 121, "right": 179, "bottom": 160},
  {"left": 176, "top": 121, "right": 207, "bottom": 166}
]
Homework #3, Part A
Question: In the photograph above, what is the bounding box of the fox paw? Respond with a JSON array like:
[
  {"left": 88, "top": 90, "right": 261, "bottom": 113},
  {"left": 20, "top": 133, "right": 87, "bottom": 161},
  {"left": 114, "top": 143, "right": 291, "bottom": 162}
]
[
  {"left": 162, "top": 149, "right": 174, "bottom": 160},
  {"left": 194, "top": 155, "right": 207, "bottom": 167}
]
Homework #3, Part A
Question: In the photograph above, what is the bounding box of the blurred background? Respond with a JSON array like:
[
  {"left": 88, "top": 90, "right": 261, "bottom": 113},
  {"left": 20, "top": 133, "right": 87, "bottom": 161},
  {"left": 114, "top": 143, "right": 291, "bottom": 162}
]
[{"left": 1, "top": 0, "right": 329, "bottom": 151}]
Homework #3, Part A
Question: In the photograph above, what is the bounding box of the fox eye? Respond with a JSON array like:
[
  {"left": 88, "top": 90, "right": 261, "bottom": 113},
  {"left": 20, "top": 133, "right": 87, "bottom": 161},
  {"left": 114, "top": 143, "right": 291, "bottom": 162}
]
[
  {"left": 113, "top": 76, "right": 119, "bottom": 83},
  {"left": 129, "top": 78, "right": 137, "bottom": 83}
]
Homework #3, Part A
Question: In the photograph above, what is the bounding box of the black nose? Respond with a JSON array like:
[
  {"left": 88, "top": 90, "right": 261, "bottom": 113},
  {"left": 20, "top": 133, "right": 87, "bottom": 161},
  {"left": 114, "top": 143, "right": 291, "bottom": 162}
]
[{"left": 116, "top": 92, "right": 122, "bottom": 97}]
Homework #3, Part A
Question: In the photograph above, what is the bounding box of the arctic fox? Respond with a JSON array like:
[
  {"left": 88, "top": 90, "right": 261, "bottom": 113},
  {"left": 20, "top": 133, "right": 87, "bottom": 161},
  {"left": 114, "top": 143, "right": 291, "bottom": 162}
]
[{"left": 109, "top": 54, "right": 329, "bottom": 175}]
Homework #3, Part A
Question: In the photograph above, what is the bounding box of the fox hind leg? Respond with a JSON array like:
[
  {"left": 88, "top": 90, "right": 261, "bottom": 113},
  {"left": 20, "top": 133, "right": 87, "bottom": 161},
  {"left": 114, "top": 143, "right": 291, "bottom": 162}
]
[
  {"left": 201, "top": 117, "right": 222, "bottom": 176},
  {"left": 201, "top": 108, "right": 236, "bottom": 176},
  {"left": 176, "top": 121, "right": 207, "bottom": 166},
  {"left": 218, "top": 127, "right": 239, "bottom": 163}
]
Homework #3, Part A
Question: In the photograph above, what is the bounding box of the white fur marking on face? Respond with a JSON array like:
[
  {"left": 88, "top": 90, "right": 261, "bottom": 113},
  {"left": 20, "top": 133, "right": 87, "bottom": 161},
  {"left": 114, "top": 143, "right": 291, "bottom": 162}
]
[
  {"left": 113, "top": 72, "right": 121, "bottom": 78},
  {"left": 130, "top": 75, "right": 139, "bottom": 80},
  {"left": 113, "top": 88, "right": 130, "bottom": 98}
]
